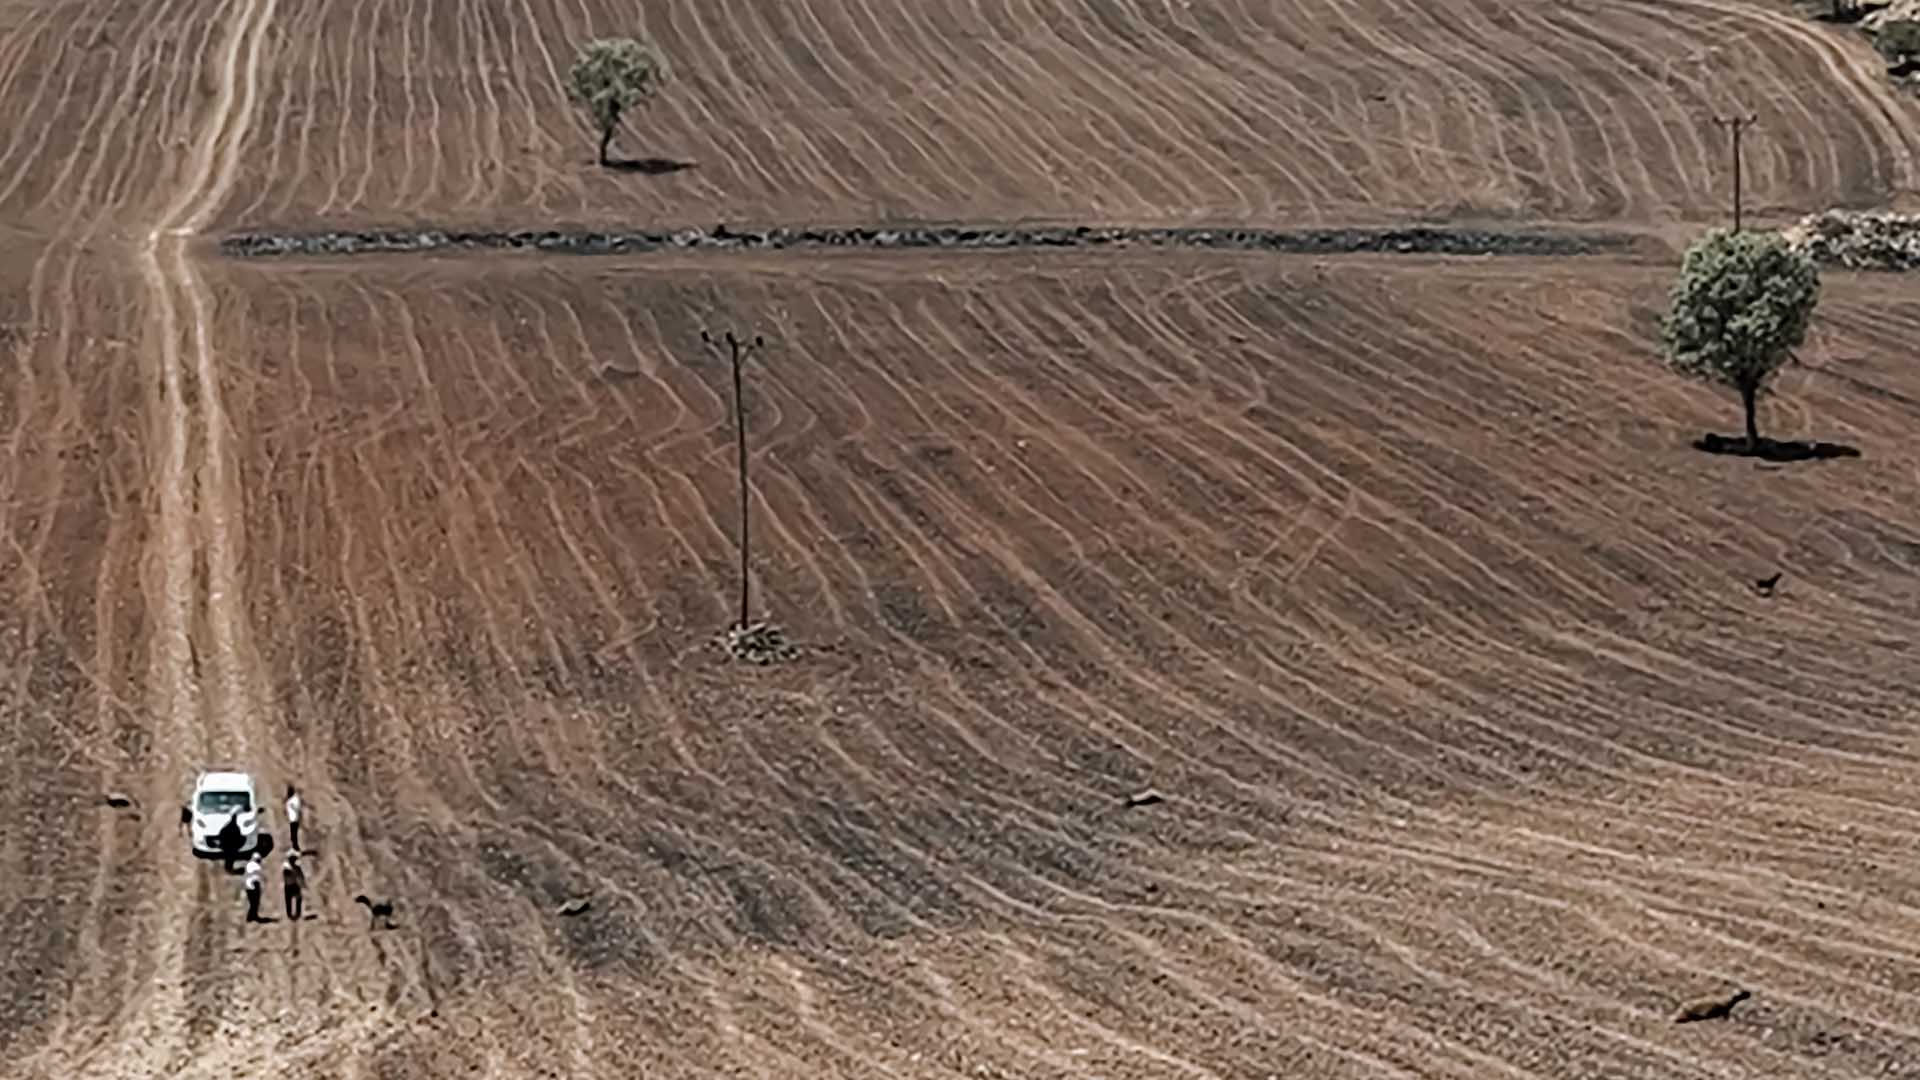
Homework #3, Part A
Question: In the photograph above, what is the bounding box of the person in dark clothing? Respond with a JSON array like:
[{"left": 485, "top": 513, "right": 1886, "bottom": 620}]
[
  {"left": 218, "top": 812, "right": 244, "bottom": 872},
  {"left": 283, "top": 851, "right": 306, "bottom": 921}
]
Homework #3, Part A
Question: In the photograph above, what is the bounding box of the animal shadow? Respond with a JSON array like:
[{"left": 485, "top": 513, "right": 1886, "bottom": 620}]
[
  {"left": 1692, "top": 433, "right": 1862, "bottom": 462},
  {"left": 605, "top": 157, "right": 696, "bottom": 176}
]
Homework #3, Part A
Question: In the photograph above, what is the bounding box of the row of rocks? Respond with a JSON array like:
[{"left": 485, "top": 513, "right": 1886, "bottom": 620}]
[
  {"left": 1784, "top": 209, "right": 1920, "bottom": 271},
  {"left": 220, "top": 222, "right": 1639, "bottom": 260}
]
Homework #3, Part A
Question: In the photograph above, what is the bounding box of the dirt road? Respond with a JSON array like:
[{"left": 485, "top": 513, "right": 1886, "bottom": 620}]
[{"left": 1, "top": 1, "right": 1919, "bottom": 1078}]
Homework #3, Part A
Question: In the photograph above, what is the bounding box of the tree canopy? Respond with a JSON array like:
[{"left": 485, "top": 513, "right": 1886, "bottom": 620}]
[
  {"left": 1660, "top": 228, "right": 1820, "bottom": 449},
  {"left": 567, "top": 38, "right": 669, "bottom": 166}
]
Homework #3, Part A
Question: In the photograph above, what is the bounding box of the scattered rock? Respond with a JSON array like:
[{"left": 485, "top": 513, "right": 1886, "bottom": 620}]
[
  {"left": 1674, "top": 988, "right": 1752, "bottom": 1023},
  {"left": 720, "top": 621, "right": 800, "bottom": 665},
  {"left": 1125, "top": 789, "right": 1166, "bottom": 808},
  {"left": 220, "top": 223, "right": 1639, "bottom": 261},
  {"left": 103, "top": 792, "right": 135, "bottom": 809},
  {"left": 1784, "top": 210, "right": 1920, "bottom": 271},
  {"left": 556, "top": 897, "right": 591, "bottom": 917}
]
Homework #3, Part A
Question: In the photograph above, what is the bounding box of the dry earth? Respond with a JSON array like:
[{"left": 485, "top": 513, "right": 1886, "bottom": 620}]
[
  {"left": 3, "top": 0, "right": 1920, "bottom": 234},
  {"left": 0, "top": 1, "right": 1919, "bottom": 1079}
]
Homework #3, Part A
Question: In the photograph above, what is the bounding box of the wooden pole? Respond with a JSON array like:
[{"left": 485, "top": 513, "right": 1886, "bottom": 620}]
[
  {"left": 1712, "top": 113, "right": 1757, "bottom": 232},
  {"left": 701, "top": 328, "right": 766, "bottom": 630}
]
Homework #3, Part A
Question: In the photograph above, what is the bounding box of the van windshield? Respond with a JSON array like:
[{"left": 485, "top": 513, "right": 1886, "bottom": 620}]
[{"left": 196, "top": 790, "right": 251, "bottom": 815}]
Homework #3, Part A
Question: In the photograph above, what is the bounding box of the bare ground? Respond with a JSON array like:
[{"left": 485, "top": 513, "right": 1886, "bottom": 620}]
[
  {"left": 2, "top": 0, "right": 1919, "bottom": 235},
  {"left": 1, "top": 0, "right": 1919, "bottom": 1078},
  {"left": 6, "top": 248, "right": 1920, "bottom": 1077}
]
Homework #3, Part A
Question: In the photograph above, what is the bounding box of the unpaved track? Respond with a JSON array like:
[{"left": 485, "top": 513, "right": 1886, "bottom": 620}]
[
  {"left": 12, "top": 0, "right": 421, "bottom": 1074},
  {"left": 0, "top": 1, "right": 1918, "bottom": 1078},
  {"left": 102, "top": 0, "right": 277, "bottom": 1067}
]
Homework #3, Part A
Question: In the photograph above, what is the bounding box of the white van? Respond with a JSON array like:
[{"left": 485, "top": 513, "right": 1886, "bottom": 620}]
[{"left": 187, "top": 770, "right": 262, "bottom": 858}]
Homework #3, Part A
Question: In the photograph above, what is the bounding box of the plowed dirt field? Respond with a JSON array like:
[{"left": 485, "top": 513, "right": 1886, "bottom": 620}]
[{"left": 2, "top": 1, "right": 1919, "bottom": 1079}]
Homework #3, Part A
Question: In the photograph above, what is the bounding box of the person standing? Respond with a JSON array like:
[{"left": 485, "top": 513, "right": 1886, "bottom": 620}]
[
  {"left": 218, "top": 811, "right": 244, "bottom": 872},
  {"left": 285, "top": 785, "right": 303, "bottom": 852},
  {"left": 282, "top": 850, "right": 306, "bottom": 921},
  {"left": 243, "top": 852, "right": 264, "bottom": 924}
]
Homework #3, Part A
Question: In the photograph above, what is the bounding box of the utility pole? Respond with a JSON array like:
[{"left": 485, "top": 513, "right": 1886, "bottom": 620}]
[
  {"left": 1712, "top": 113, "right": 1757, "bottom": 232},
  {"left": 700, "top": 327, "right": 767, "bottom": 631}
]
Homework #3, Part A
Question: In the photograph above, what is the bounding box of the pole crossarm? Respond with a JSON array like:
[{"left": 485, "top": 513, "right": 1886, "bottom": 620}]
[{"left": 1711, "top": 113, "right": 1758, "bottom": 232}]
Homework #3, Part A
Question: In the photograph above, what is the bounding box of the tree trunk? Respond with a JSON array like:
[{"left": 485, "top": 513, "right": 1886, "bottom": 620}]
[
  {"left": 1741, "top": 382, "right": 1760, "bottom": 452},
  {"left": 598, "top": 124, "right": 614, "bottom": 167}
]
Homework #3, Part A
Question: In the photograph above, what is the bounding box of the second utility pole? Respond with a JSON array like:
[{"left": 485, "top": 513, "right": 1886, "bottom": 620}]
[
  {"left": 701, "top": 328, "right": 766, "bottom": 631},
  {"left": 1713, "top": 112, "right": 1757, "bottom": 232}
]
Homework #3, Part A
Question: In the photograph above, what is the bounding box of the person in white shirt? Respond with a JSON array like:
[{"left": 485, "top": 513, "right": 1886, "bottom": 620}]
[
  {"left": 285, "top": 785, "right": 302, "bottom": 852},
  {"left": 243, "top": 852, "right": 264, "bottom": 924}
]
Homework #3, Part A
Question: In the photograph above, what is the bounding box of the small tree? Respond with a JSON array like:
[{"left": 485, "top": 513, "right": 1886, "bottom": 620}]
[
  {"left": 1877, "top": 20, "right": 1920, "bottom": 68},
  {"left": 567, "top": 38, "right": 669, "bottom": 167},
  {"left": 1661, "top": 228, "right": 1820, "bottom": 451}
]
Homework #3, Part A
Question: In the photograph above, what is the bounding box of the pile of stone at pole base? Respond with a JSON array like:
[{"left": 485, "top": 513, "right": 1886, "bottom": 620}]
[
  {"left": 1783, "top": 210, "right": 1920, "bottom": 271},
  {"left": 719, "top": 620, "right": 800, "bottom": 665}
]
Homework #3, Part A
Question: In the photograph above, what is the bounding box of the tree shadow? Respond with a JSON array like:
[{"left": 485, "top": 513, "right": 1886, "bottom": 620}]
[
  {"left": 1692, "top": 432, "right": 1862, "bottom": 461},
  {"left": 603, "top": 157, "right": 696, "bottom": 176},
  {"left": 1813, "top": 1, "right": 1886, "bottom": 24}
]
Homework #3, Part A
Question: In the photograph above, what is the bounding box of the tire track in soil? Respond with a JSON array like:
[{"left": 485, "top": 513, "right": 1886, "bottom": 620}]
[
  {"left": 75, "top": 0, "right": 292, "bottom": 1073},
  {"left": 150, "top": 246, "right": 1920, "bottom": 1077}
]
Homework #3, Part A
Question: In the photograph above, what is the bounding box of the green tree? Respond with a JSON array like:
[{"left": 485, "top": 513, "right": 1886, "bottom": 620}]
[
  {"left": 1661, "top": 228, "right": 1820, "bottom": 451},
  {"left": 1877, "top": 20, "right": 1920, "bottom": 67},
  {"left": 567, "top": 38, "right": 669, "bottom": 167}
]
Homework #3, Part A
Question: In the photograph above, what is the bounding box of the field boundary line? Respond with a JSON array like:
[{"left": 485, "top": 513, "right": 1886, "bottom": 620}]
[{"left": 217, "top": 219, "right": 1657, "bottom": 261}]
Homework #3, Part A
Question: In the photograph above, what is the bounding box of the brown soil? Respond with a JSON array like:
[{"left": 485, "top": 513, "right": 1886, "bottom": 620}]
[
  {"left": 1, "top": 1, "right": 1919, "bottom": 1079},
  {"left": 212, "top": 0, "right": 1920, "bottom": 232}
]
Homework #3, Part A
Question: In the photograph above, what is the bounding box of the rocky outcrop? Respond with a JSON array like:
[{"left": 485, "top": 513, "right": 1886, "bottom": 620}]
[{"left": 1784, "top": 210, "right": 1920, "bottom": 270}]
